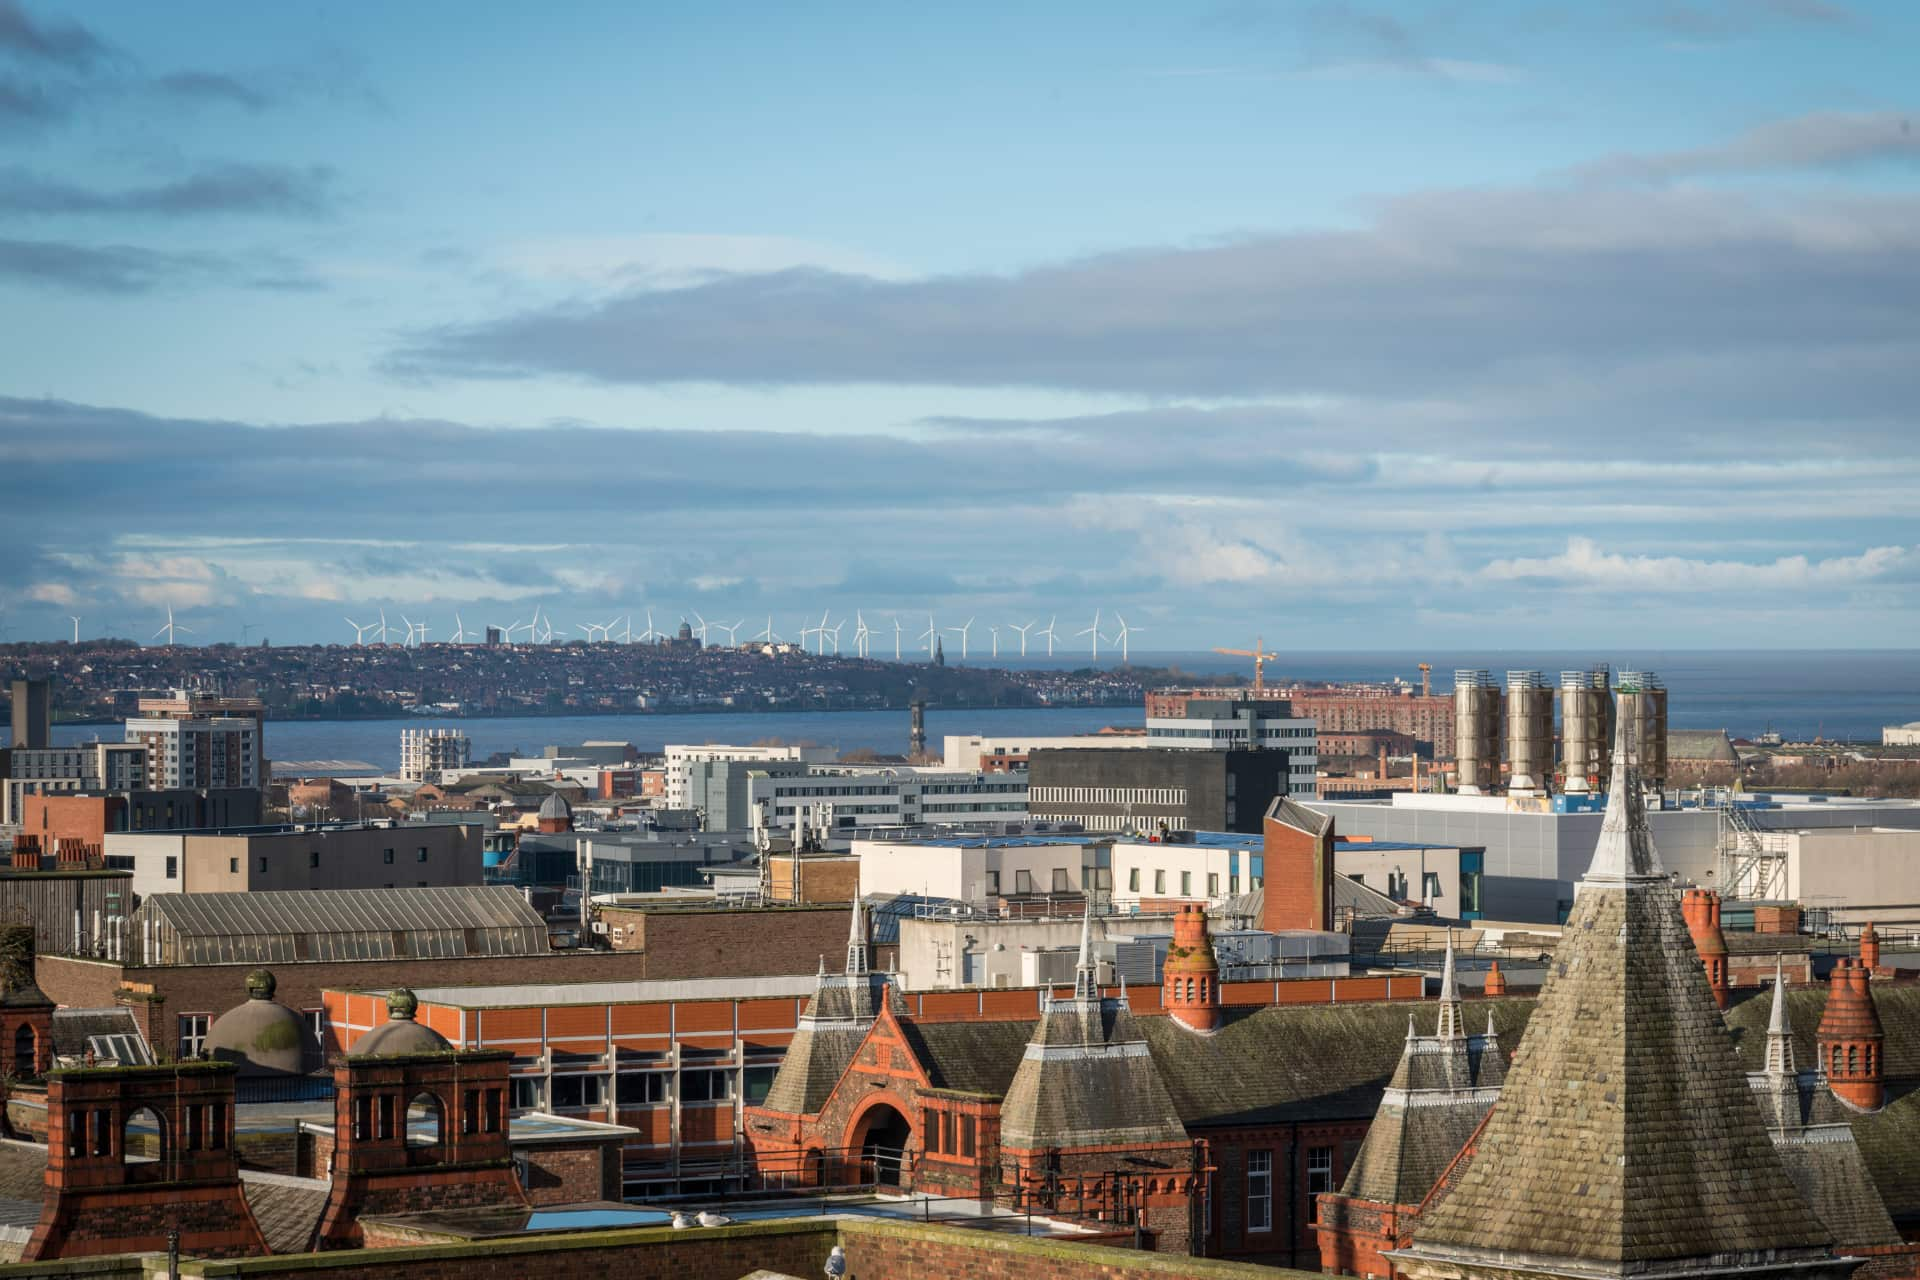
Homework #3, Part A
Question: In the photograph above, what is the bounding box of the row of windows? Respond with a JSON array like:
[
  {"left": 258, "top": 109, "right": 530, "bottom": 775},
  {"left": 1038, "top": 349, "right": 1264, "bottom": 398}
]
[
  {"left": 527, "top": 1066, "right": 780, "bottom": 1111},
  {"left": 1029, "top": 786, "right": 1189, "bottom": 805},
  {"left": 1125, "top": 868, "right": 1241, "bottom": 898},
  {"left": 923, "top": 1107, "right": 978, "bottom": 1158}
]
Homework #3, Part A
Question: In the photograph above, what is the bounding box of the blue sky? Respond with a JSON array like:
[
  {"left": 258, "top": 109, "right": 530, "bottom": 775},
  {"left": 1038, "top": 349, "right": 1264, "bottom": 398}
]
[{"left": 2, "top": 0, "right": 1917, "bottom": 650}]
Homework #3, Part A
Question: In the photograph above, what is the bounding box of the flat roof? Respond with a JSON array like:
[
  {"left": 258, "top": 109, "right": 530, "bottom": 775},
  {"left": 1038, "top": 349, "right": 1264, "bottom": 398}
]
[
  {"left": 408, "top": 973, "right": 820, "bottom": 1009},
  {"left": 855, "top": 834, "right": 1097, "bottom": 849}
]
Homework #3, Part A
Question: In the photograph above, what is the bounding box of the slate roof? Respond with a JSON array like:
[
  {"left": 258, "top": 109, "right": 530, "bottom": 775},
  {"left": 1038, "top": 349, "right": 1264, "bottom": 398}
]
[
  {"left": 1668, "top": 729, "right": 1739, "bottom": 763},
  {"left": 241, "top": 1171, "right": 330, "bottom": 1254},
  {"left": 1406, "top": 736, "right": 1838, "bottom": 1273},
  {"left": 896, "top": 1018, "right": 1038, "bottom": 1096},
  {"left": 1267, "top": 795, "right": 1332, "bottom": 837},
  {"left": 759, "top": 971, "right": 903, "bottom": 1116},
  {"left": 1725, "top": 985, "right": 1920, "bottom": 1082},
  {"left": 48, "top": 1007, "right": 145, "bottom": 1061},
  {"left": 999, "top": 995, "right": 1189, "bottom": 1151},
  {"left": 0, "top": 1140, "right": 45, "bottom": 1203}
]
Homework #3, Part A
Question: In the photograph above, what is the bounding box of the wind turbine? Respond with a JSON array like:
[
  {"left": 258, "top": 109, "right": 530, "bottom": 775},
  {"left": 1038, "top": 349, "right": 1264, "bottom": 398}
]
[
  {"left": 825, "top": 618, "right": 844, "bottom": 654},
  {"left": 812, "top": 610, "right": 832, "bottom": 655},
  {"left": 691, "top": 612, "right": 709, "bottom": 645},
  {"left": 891, "top": 616, "right": 904, "bottom": 661},
  {"left": 945, "top": 617, "right": 975, "bottom": 663},
  {"left": 152, "top": 604, "right": 193, "bottom": 647},
  {"left": 68, "top": 615, "right": 81, "bottom": 644},
  {"left": 988, "top": 623, "right": 1000, "bottom": 660},
  {"left": 918, "top": 612, "right": 938, "bottom": 658},
  {"left": 617, "top": 615, "right": 633, "bottom": 643},
  {"left": 639, "top": 609, "right": 659, "bottom": 643},
  {"left": 451, "top": 612, "right": 473, "bottom": 643},
  {"left": 1012, "top": 621, "right": 1034, "bottom": 657},
  {"left": 713, "top": 619, "right": 743, "bottom": 645},
  {"left": 1077, "top": 609, "right": 1102, "bottom": 660},
  {"left": 756, "top": 615, "right": 778, "bottom": 645},
  {"left": 376, "top": 608, "right": 390, "bottom": 646},
  {"left": 400, "top": 615, "right": 419, "bottom": 647},
  {"left": 1039, "top": 615, "right": 1058, "bottom": 657},
  {"left": 1109, "top": 613, "right": 1142, "bottom": 664},
  {"left": 853, "top": 611, "right": 871, "bottom": 659},
  {"left": 414, "top": 619, "right": 432, "bottom": 645}
]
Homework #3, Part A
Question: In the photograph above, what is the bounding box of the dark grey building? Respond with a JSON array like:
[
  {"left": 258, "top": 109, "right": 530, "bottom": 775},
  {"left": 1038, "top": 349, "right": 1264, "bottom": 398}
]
[
  {"left": 1025, "top": 747, "right": 1292, "bottom": 835},
  {"left": 9, "top": 678, "right": 51, "bottom": 750}
]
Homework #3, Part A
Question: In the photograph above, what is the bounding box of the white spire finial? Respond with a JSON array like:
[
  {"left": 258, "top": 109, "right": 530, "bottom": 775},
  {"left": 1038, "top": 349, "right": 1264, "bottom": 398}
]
[
  {"left": 1073, "top": 904, "right": 1099, "bottom": 1001},
  {"left": 1583, "top": 702, "right": 1665, "bottom": 884},
  {"left": 1436, "top": 929, "right": 1462, "bottom": 1038},
  {"left": 1765, "top": 957, "right": 1795, "bottom": 1079},
  {"left": 845, "top": 902, "right": 869, "bottom": 977}
]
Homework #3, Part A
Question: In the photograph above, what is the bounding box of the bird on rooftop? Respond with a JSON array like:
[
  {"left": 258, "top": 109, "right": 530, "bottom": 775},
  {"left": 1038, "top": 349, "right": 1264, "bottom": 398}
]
[
  {"left": 696, "top": 1210, "right": 733, "bottom": 1227},
  {"left": 825, "top": 1244, "right": 848, "bottom": 1277},
  {"left": 671, "top": 1211, "right": 694, "bottom": 1229}
]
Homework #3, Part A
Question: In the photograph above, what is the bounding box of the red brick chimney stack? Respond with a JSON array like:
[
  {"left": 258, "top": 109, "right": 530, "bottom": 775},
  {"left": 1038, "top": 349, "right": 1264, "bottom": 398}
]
[
  {"left": 1860, "top": 921, "right": 1881, "bottom": 973},
  {"left": 1681, "top": 888, "right": 1730, "bottom": 1010},
  {"left": 1483, "top": 959, "right": 1508, "bottom": 997},
  {"left": 1818, "top": 957, "right": 1885, "bottom": 1111},
  {"left": 1163, "top": 904, "right": 1223, "bottom": 1034}
]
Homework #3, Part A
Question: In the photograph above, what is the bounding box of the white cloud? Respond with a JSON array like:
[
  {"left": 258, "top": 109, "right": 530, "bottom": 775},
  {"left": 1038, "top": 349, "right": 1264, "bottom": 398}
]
[{"left": 1479, "top": 537, "right": 1920, "bottom": 591}]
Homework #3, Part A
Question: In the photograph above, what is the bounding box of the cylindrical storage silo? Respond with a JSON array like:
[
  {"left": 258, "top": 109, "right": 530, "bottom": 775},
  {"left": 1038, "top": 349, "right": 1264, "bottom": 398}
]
[
  {"left": 1616, "top": 671, "right": 1668, "bottom": 791},
  {"left": 1453, "top": 670, "right": 1502, "bottom": 794},
  {"left": 1558, "top": 669, "right": 1611, "bottom": 793},
  {"left": 1505, "top": 671, "right": 1554, "bottom": 794}
]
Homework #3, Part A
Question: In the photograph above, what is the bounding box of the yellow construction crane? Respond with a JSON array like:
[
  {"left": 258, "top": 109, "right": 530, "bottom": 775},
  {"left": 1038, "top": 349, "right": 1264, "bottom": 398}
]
[
  {"left": 1214, "top": 638, "right": 1278, "bottom": 693},
  {"left": 1419, "top": 662, "right": 1432, "bottom": 698}
]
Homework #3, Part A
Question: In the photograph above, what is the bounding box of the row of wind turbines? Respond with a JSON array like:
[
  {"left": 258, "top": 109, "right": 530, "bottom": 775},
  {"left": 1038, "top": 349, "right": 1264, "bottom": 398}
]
[{"left": 336, "top": 606, "right": 1148, "bottom": 663}]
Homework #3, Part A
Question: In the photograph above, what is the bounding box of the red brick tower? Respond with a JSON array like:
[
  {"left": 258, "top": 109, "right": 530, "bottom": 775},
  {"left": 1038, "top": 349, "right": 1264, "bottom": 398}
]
[
  {"left": 25, "top": 1062, "right": 269, "bottom": 1261},
  {"left": 1163, "top": 904, "right": 1222, "bottom": 1034},
  {"left": 1483, "top": 959, "right": 1508, "bottom": 997},
  {"left": 1262, "top": 797, "right": 1335, "bottom": 933},
  {"left": 1, "top": 922, "right": 55, "bottom": 1077},
  {"left": 1818, "top": 958, "right": 1885, "bottom": 1112},
  {"left": 1860, "top": 921, "right": 1881, "bottom": 973},
  {"left": 314, "top": 989, "right": 526, "bottom": 1249},
  {"left": 535, "top": 791, "right": 573, "bottom": 834},
  {"left": 1681, "top": 888, "right": 1729, "bottom": 1010}
]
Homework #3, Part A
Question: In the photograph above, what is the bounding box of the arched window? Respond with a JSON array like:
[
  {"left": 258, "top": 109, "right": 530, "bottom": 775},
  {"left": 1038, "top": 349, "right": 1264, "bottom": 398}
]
[
  {"left": 124, "top": 1106, "right": 166, "bottom": 1178},
  {"left": 1832, "top": 1045, "right": 1843, "bottom": 1074},
  {"left": 406, "top": 1092, "right": 444, "bottom": 1150},
  {"left": 12, "top": 1023, "right": 34, "bottom": 1076},
  {"left": 1848, "top": 1045, "right": 1859, "bottom": 1074}
]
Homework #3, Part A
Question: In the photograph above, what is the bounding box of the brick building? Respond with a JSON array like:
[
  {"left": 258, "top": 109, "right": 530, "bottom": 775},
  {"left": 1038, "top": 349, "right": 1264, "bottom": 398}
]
[
  {"left": 1148, "top": 687, "right": 1455, "bottom": 759},
  {"left": 591, "top": 902, "right": 855, "bottom": 978}
]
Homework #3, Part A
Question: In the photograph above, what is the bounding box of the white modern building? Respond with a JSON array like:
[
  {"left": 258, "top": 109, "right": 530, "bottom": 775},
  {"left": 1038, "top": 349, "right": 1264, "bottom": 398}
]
[
  {"left": 662, "top": 743, "right": 837, "bottom": 809},
  {"left": 125, "top": 714, "right": 261, "bottom": 791},
  {"left": 1, "top": 741, "right": 147, "bottom": 824},
  {"left": 750, "top": 766, "right": 1030, "bottom": 834},
  {"left": 941, "top": 733, "right": 1152, "bottom": 771},
  {"left": 1144, "top": 703, "right": 1319, "bottom": 798},
  {"left": 400, "top": 727, "right": 472, "bottom": 782},
  {"left": 1309, "top": 790, "right": 1920, "bottom": 924},
  {"left": 856, "top": 834, "right": 1098, "bottom": 902},
  {"left": 1885, "top": 722, "right": 1920, "bottom": 746}
]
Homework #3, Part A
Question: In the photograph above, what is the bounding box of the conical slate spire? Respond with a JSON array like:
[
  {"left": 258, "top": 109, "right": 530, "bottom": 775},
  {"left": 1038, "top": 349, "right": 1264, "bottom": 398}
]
[
  {"left": 845, "top": 901, "right": 869, "bottom": 976},
  {"left": 1583, "top": 708, "right": 1665, "bottom": 884},
  {"left": 1436, "top": 928, "right": 1462, "bottom": 1039},
  {"left": 1401, "top": 694, "right": 1838, "bottom": 1278},
  {"left": 1765, "top": 959, "right": 1796, "bottom": 1080},
  {"left": 1072, "top": 904, "right": 1099, "bottom": 1001}
]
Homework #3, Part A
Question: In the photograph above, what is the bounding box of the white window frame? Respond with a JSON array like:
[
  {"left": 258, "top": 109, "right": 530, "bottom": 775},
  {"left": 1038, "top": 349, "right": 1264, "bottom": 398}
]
[{"left": 1247, "top": 1149, "right": 1272, "bottom": 1233}]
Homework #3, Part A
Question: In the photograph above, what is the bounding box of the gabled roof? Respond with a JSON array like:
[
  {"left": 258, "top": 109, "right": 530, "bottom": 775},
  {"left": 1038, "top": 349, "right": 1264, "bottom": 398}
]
[
  {"left": 241, "top": 1171, "right": 330, "bottom": 1254},
  {"left": 1266, "top": 795, "right": 1331, "bottom": 837}
]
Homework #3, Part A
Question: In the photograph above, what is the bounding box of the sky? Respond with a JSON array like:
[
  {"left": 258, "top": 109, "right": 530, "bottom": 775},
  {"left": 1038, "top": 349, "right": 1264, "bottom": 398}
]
[{"left": 1, "top": 0, "right": 1917, "bottom": 651}]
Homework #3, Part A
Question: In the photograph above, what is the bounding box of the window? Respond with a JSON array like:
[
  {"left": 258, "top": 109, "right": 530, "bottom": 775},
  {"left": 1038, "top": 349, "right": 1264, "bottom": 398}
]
[
  {"left": 1307, "top": 1145, "right": 1336, "bottom": 1217},
  {"left": 228, "top": 857, "right": 238, "bottom": 873},
  {"left": 308, "top": 850, "right": 320, "bottom": 868},
  {"left": 178, "top": 1013, "right": 210, "bottom": 1059},
  {"left": 550, "top": 1074, "right": 606, "bottom": 1109},
  {"left": 1424, "top": 871, "right": 1443, "bottom": 901},
  {"left": 1128, "top": 868, "right": 1141, "bottom": 893},
  {"left": 303, "top": 1009, "right": 325, "bottom": 1052},
  {"left": 417, "top": 847, "right": 429, "bottom": 862},
  {"left": 1052, "top": 867, "right": 1070, "bottom": 893},
  {"left": 681, "top": 1069, "right": 734, "bottom": 1102},
  {"left": 383, "top": 848, "right": 395, "bottom": 865},
  {"left": 510, "top": 1076, "right": 543, "bottom": 1110},
  {"left": 165, "top": 856, "right": 178, "bottom": 880},
  {"left": 258, "top": 856, "right": 267, "bottom": 873},
  {"left": 959, "top": 1113, "right": 976, "bottom": 1157},
  {"left": 743, "top": 1065, "right": 778, "bottom": 1106},
  {"left": 987, "top": 871, "right": 1000, "bottom": 895},
  {"left": 1154, "top": 869, "right": 1166, "bottom": 894},
  {"left": 1180, "top": 871, "right": 1192, "bottom": 896},
  {"left": 1014, "top": 870, "right": 1034, "bottom": 895},
  {"left": 619, "top": 1072, "right": 668, "bottom": 1105},
  {"left": 1229, "top": 874, "right": 1240, "bottom": 894},
  {"left": 925, "top": 1108, "right": 944, "bottom": 1154},
  {"left": 1246, "top": 1150, "right": 1272, "bottom": 1233}
]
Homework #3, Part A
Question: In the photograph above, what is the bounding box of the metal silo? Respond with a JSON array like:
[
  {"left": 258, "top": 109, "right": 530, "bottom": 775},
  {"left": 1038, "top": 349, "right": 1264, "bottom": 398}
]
[
  {"left": 1453, "top": 670, "right": 1502, "bottom": 794},
  {"left": 1616, "top": 670, "right": 1668, "bottom": 791},
  {"left": 1505, "top": 670, "right": 1554, "bottom": 794},
  {"left": 1558, "top": 665, "right": 1612, "bottom": 793}
]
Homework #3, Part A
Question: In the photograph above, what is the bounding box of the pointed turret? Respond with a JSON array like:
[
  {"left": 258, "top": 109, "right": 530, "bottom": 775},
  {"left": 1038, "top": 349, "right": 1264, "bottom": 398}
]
[
  {"left": 1399, "top": 708, "right": 1842, "bottom": 1280},
  {"left": 1817, "top": 957, "right": 1884, "bottom": 1111},
  {"left": 1766, "top": 959, "right": 1795, "bottom": 1078},
  {"left": 1071, "top": 902, "right": 1099, "bottom": 1002},
  {"left": 845, "top": 901, "right": 869, "bottom": 977},
  {"left": 1435, "top": 929, "right": 1462, "bottom": 1039}
]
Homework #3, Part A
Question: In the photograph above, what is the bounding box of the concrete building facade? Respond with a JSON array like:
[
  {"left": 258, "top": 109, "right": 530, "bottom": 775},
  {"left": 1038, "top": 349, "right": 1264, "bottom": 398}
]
[
  {"left": 103, "top": 820, "right": 482, "bottom": 900},
  {"left": 1027, "top": 747, "right": 1292, "bottom": 834}
]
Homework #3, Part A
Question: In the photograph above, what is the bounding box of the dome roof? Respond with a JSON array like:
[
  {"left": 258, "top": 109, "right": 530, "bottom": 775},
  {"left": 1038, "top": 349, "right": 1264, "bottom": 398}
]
[
  {"left": 537, "top": 791, "right": 572, "bottom": 820},
  {"left": 349, "top": 988, "right": 452, "bottom": 1058},
  {"left": 207, "top": 969, "right": 314, "bottom": 1076}
]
